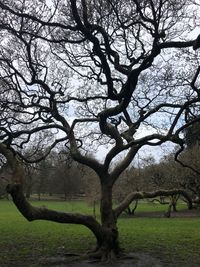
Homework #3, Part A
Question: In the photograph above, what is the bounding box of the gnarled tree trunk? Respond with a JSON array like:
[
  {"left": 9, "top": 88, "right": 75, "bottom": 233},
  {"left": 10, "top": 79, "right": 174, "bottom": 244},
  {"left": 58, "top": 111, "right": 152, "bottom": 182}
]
[{"left": 96, "top": 182, "right": 120, "bottom": 260}]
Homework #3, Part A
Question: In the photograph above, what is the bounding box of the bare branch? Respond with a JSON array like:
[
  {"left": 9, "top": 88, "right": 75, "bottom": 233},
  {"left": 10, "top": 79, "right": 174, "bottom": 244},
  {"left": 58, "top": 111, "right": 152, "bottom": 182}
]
[
  {"left": 114, "top": 189, "right": 193, "bottom": 218},
  {"left": 7, "top": 183, "right": 103, "bottom": 245}
]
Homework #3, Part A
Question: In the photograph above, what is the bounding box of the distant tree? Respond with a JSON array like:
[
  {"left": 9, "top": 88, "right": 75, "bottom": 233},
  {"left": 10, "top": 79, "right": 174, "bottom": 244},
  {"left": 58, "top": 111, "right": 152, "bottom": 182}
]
[
  {"left": 0, "top": 156, "right": 12, "bottom": 199},
  {"left": 51, "top": 151, "right": 83, "bottom": 199},
  {"left": 115, "top": 156, "right": 184, "bottom": 216},
  {"left": 23, "top": 150, "right": 84, "bottom": 200},
  {"left": 145, "top": 158, "right": 181, "bottom": 216},
  {"left": 83, "top": 168, "right": 100, "bottom": 218},
  {"left": 34, "top": 159, "right": 53, "bottom": 200},
  {"left": 24, "top": 163, "right": 36, "bottom": 198},
  {"left": 114, "top": 160, "right": 151, "bottom": 215},
  {"left": 176, "top": 145, "right": 200, "bottom": 204},
  {"left": 0, "top": 0, "right": 199, "bottom": 260}
]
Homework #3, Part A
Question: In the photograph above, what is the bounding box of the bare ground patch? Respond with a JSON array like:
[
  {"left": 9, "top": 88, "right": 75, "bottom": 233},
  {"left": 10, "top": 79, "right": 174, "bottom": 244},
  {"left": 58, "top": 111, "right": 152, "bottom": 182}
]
[{"left": 38, "top": 252, "right": 163, "bottom": 267}]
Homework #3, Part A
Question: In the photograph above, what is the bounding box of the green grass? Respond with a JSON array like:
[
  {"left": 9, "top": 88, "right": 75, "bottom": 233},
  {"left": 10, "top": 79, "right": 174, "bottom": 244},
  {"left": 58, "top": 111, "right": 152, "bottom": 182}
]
[
  {"left": 0, "top": 200, "right": 200, "bottom": 266},
  {"left": 119, "top": 217, "right": 200, "bottom": 264}
]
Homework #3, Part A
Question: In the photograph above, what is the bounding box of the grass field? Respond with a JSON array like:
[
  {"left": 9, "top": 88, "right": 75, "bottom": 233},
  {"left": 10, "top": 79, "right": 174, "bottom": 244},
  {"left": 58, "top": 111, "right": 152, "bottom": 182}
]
[{"left": 1, "top": 199, "right": 200, "bottom": 266}]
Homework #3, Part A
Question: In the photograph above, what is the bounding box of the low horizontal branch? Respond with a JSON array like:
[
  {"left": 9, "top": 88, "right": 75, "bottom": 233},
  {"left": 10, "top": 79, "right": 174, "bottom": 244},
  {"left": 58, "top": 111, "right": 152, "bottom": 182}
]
[
  {"left": 114, "top": 189, "right": 193, "bottom": 218},
  {"left": 7, "top": 184, "right": 103, "bottom": 244}
]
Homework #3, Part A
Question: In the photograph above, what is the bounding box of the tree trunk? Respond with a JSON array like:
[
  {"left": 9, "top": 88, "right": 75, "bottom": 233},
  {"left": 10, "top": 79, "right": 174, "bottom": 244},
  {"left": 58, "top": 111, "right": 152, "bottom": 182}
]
[
  {"left": 125, "top": 200, "right": 138, "bottom": 215},
  {"left": 164, "top": 203, "right": 172, "bottom": 218},
  {"left": 96, "top": 182, "right": 120, "bottom": 260},
  {"left": 171, "top": 195, "right": 179, "bottom": 212}
]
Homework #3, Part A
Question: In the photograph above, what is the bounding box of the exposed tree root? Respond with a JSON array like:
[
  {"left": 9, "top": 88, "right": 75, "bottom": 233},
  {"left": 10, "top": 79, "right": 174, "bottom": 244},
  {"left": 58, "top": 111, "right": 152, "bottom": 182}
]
[
  {"left": 61, "top": 248, "right": 137, "bottom": 265},
  {"left": 85, "top": 244, "right": 126, "bottom": 263}
]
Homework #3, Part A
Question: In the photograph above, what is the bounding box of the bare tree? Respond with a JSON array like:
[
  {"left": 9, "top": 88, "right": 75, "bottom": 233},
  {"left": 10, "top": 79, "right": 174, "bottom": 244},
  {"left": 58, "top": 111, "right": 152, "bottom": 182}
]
[
  {"left": 142, "top": 157, "right": 182, "bottom": 216},
  {"left": 174, "top": 145, "right": 200, "bottom": 204},
  {"left": 0, "top": 0, "right": 200, "bottom": 260},
  {"left": 50, "top": 151, "right": 83, "bottom": 200}
]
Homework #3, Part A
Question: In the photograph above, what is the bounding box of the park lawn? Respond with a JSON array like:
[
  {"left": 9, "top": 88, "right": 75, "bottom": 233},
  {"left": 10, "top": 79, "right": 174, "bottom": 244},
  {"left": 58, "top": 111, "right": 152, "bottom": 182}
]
[{"left": 0, "top": 200, "right": 200, "bottom": 266}]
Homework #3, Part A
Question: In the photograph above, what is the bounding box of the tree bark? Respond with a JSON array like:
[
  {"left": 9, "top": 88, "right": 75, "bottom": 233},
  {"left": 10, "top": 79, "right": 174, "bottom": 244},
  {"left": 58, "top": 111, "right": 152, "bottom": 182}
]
[
  {"left": 100, "top": 184, "right": 115, "bottom": 227},
  {"left": 98, "top": 182, "right": 120, "bottom": 258},
  {"left": 164, "top": 203, "right": 172, "bottom": 218},
  {"left": 171, "top": 195, "right": 179, "bottom": 212}
]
